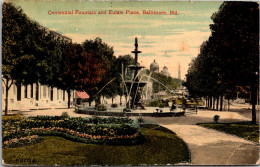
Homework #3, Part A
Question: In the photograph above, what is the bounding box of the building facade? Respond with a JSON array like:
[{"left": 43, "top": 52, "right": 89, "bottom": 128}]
[{"left": 2, "top": 80, "right": 76, "bottom": 111}]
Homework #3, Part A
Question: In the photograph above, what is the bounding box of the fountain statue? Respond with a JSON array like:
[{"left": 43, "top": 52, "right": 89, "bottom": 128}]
[{"left": 124, "top": 38, "right": 147, "bottom": 109}]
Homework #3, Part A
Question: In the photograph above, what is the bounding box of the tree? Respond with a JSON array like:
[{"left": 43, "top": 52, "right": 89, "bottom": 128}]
[
  {"left": 2, "top": 2, "right": 46, "bottom": 115},
  {"left": 61, "top": 43, "right": 105, "bottom": 108},
  {"left": 185, "top": 2, "right": 259, "bottom": 122},
  {"left": 210, "top": 2, "right": 259, "bottom": 122},
  {"left": 185, "top": 40, "right": 226, "bottom": 110},
  {"left": 82, "top": 38, "right": 116, "bottom": 105},
  {"left": 149, "top": 71, "right": 180, "bottom": 94}
]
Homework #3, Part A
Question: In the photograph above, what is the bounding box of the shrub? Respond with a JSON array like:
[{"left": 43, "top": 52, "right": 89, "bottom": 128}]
[
  {"left": 214, "top": 115, "right": 220, "bottom": 123},
  {"left": 96, "top": 104, "right": 107, "bottom": 111},
  {"left": 146, "top": 100, "right": 159, "bottom": 107},
  {"left": 146, "top": 99, "right": 172, "bottom": 108},
  {"left": 111, "top": 104, "right": 118, "bottom": 108},
  {"left": 137, "top": 117, "right": 144, "bottom": 123},
  {"left": 158, "top": 102, "right": 165, "bottom": 108},
  {"left": 61, "top": 112, "right": 69, "bottom": 118}
]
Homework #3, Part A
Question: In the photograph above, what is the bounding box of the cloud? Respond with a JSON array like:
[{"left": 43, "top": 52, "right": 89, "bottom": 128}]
[
  {"left": 140, "top": 45, "right": 154, "bottom": 48},
  {"left": 164, "top": 31, "right": 184, "bottom": 35},
  {"left": 120, "top": 45, "right": 133, "bottom": 48},
  {"left": 177, "top": 54, "right": 191, "bottom": 57},
  {"left": 141, "top": 53, "right": 157, "bottom": 57},
  {"left": 160, "top": 50, "right": 179, "bottom": 53},
  {"left": 142, "top": 41, "right": 156, "bottom": 44},
  {"left": 63, "top": 33, "right": 109, "bottom": 44},
  {"left": 144, "top": 35, "right": 162, "bottom": 39},
  {"left": 162, "top": 54, "right": 172, "bottom": 57}
]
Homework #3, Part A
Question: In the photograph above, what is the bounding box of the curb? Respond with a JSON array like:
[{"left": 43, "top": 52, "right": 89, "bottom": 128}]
[{"left": 197, "top": 124, "right": 259, "bottom": 146}]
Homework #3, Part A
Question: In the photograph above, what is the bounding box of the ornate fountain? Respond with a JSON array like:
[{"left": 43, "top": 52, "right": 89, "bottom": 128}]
[{"left": 125, "top": 37, "right": 147, "bottom": 109}]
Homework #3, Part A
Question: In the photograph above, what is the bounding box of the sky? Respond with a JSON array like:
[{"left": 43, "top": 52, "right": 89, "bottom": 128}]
[{"left": 9, "top": 0, "right": 223, "bottom": 79}]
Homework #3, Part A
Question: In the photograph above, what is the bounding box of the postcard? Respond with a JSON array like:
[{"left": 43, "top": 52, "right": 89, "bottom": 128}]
[{"left": 2, "top": 0, "right": 259, "bottom": 166}]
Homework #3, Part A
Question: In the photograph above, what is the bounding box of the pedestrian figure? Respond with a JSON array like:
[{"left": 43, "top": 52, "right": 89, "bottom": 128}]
[
  {"left": 170, "top": 103, "right": 176, "bottom": 111},
  {"left": 156, "top": 108, "right": 160, "bottom": 113}
]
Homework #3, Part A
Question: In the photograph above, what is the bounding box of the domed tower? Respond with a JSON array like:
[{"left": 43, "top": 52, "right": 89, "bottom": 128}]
[
  {"left": 161, "top": 66, "right": 170, "bottom": 76},
  {"left": 150, "top": 60, "right": 159, "bottom": 73}
]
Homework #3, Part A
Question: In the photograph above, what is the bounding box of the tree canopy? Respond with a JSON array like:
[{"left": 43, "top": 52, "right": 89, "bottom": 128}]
[
  {"left": 185, "top": 2, "right": 259, "bottom": 122},
  {"left": 82, "top": 38, "right": 117, "bottom": 103}
]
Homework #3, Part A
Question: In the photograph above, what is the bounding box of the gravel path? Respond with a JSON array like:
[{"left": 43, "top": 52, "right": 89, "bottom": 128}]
[
  {"left": 143, "top": 110, "right": 259, "bottom": 165},
  {"left": 10, "top": 107, "right": 91, "bottom": 118}
]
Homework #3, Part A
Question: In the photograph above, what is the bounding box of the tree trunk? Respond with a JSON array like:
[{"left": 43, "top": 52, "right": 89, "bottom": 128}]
[
  {"left": 251, "top": 82, "right": 257, "bottom": 124},
  {"left": 67, "top": 89, "right": 71, "bottom": 108},
  {"left": 4, "top": 78, "right": 13, "bottom": 115},
  {"left": 209, "top": 96, "right": 212, "bottom": 109},
  {"left": 89, "top": 100, "right": 92, "bottom": 106},
  {"left": 112, "top": 97, "right": 114, "bottom": 104},
  {"left": 125, "top": 95, "right": 128, "bottom": 106},
  {"left": 207, "top": 97, "right": 209, "bottom": 108},
  {"left": 4, "top": 78, "right": 9, "bottom": 115},
  {"left": 227, "top": 98, "right": 230, "bottom": 111},
  {"left": 120, "top": 94, "right": 122, "bottom": 106},
  {"left": 213, "top": 97, "right": 215, "bottom": 110},
  {"left": 96, "top": 95, "right": 101, "bottom": 105},
  {"left": 220, "top": 95, "right": 223, "bottom": 111},
  {"left": 216, "top": 97, "right": 219, "bottom": 111},
  {"left": 5, "top": 85, "right": 9, "bottom": 115}
]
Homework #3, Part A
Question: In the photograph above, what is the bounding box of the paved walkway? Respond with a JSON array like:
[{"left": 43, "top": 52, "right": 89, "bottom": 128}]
[
  {"left": 9, "top": 107, "right": 91, "bottom": 118},
  {"left": 144, "top": 109, "right": 259, "bottom": 165}
]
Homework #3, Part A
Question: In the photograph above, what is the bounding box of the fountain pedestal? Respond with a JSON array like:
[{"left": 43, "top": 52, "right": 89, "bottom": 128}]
[{"left": 124, "top": 38, "right": 147, "bottom": 109}]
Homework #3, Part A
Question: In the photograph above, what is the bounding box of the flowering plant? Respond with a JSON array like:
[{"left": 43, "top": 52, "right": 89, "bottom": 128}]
[{"left": 3, "top": 135, "right": 42, "bottom": 148}]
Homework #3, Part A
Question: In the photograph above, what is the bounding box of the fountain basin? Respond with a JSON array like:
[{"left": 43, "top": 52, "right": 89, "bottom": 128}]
[{"left": 75, "top": 106, "right": 186, "bottom": 117}]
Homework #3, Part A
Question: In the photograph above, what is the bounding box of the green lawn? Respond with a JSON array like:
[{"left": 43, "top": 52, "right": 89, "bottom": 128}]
[
  {"left": 3, "top": 124, "right": 189, "bottom": 166},
  {"left": 2, "top": 114, "right": 23, "bottom": 121},
  {"left": 199, "top": 122, "right": 259, "bottom": 143}
]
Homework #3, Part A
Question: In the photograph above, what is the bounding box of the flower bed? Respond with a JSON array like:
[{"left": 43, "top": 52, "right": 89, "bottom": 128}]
[
  {"left": 3, "top": 135, "right": 42, "bottom": 148},
  {"left": 3, "top": 115, "right": 142, "bottom": 147},
  {"left": 27, "top": 116, "right": 133, "bottom": 124},
  {"left": 28, "top": 127, "right": 141, "bottom": 145}
]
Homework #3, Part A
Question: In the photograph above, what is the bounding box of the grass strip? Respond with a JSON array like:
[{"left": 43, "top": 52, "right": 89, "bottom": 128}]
[{"left": 199, "top": 122, "right": 259, "bottom": 143}]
